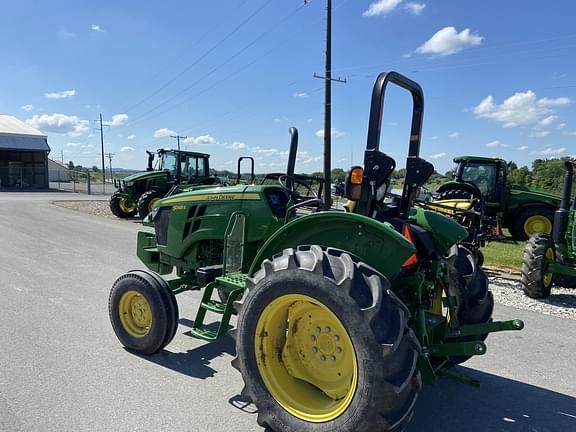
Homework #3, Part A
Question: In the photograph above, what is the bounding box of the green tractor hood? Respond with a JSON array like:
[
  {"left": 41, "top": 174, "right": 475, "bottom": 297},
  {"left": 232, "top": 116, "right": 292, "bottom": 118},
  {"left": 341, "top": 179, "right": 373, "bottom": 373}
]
[
  {"left": 509, "top": 185, "right": 561, "bottom": 204},
  {"left": 122, "top": 170, "right": 168, "bottom": 184}
]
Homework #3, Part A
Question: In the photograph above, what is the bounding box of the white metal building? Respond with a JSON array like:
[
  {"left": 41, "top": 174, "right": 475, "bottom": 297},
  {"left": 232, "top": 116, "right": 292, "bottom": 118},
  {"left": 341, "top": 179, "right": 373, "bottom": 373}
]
[{"left": 0, "top": 115, "right": 50, "bottom": 189}]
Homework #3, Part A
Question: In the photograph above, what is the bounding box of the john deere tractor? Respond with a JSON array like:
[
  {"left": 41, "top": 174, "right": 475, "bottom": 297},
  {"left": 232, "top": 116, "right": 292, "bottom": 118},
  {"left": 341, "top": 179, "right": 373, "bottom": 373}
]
[
  {"left": 521, "top": 160, "right": 576, "bottom": 298},
  {"left": 109, "top": 148, "right": 219, "bottom": 219},
  {"left": 437, "top": 156, "right": 561, "bottom": 241},
  {"left": 108, "top": 72, "right": 523, "bottom": 432}
]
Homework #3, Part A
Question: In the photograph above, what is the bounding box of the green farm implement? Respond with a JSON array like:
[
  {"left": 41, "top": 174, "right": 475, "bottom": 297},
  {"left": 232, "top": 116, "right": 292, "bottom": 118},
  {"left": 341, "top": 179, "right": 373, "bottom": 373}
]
[
  {"left": 108, "top": 72, "right": 524, "bottom": 432},
  {"left": 437, "top": 156, "right": 561, "bottom": 241},
  {"left": 109, "top": 148, "right": 221, "bottom": 219},
  {"left": 521, "top": 160, "right": 576, "bottom": 298}
]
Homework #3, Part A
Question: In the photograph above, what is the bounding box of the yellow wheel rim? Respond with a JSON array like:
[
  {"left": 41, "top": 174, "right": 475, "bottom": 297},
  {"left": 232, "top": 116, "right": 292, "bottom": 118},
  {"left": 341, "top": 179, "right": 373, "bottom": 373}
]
[
  {"left": 543, "top": 247, "right": 554, "bottom": 287},
  {"left": 524, "top": 215, "right": 552, "bottom": 236},
  {"left": 255, "top": 294, "right": 357, "bottom": 423},
  {"left": 119, "top": 198, "right": 136, "bottom": 213},
  {"left": 119, "top": 290, "right": 152, "bottom": 337},
  {"left": 148, "top": 197, "right": 161, "bottom": 213}
]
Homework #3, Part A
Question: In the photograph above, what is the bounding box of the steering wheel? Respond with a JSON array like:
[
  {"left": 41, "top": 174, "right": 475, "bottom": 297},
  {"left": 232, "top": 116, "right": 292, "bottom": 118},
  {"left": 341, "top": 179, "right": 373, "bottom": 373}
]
[{"left": 278, "top": 175, "right": 318, "bottom": 199}]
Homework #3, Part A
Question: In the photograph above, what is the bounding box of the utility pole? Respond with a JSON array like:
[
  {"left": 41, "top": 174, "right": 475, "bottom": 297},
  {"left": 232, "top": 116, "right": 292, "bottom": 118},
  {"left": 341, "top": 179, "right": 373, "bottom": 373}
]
[
  {"left": 170, "top": 135, "right": 187, "bottom": 181},
  {"left": 61, "top": 150, "right": 64, "bottom": 164},
  {"left": 99, "top": 114, "right": 106, "bottom": 185},
  {"left": 311, "top": 0, "right": 346, "bottom": 209},
  {"left": 105, "top": 152, "right": 115, "bottom": 181}
]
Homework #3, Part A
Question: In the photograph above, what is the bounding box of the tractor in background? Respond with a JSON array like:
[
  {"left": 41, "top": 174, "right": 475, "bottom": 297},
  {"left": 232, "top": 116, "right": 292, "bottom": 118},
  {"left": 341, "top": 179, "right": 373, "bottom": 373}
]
[
  {"left": 521, "top": 160, "right": 576, "bottom": 298},
  {"left": 108, "top": 72, "right": 523, "bottom": 432},
  {"left": 109, "top": 148, "right": 220, "bottom": 219},
  {"left": 437, "top": 156, "right": 561, "bottom": 240}
]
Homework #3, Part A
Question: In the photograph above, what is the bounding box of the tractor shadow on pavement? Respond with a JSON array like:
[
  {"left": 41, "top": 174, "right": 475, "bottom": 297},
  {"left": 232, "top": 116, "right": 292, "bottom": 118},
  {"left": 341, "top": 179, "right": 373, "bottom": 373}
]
[
  {"left": 132, "top": 320, "right": 235, "bottom": 380},
  {"left": 409, "top": 366, "right": 576, "bottom": 432}
]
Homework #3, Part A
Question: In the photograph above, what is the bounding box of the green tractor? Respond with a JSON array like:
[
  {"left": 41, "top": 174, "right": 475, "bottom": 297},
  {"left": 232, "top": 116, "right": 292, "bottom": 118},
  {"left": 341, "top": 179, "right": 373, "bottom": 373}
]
[
  {"left": 108, "top": 72, "right": 523, "bottom": 432},
  {"left": 437, "top": 156, "right": 561, "bottom": 241},
  {"left": 521, "top": 160, "right": 576, "bottom": 298},
  {"left": 109, "top": 148, "right": 219, "bottom": 219}
]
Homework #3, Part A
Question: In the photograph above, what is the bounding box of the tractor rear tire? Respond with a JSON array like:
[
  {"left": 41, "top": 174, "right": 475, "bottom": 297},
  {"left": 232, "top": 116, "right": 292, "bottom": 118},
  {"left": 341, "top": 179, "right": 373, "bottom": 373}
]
[
  {"left": 521, "top": 234, "right": 555, "bottom": 298},
  {"left": 233, "top": 246, "right": 421, "bottom": 432},
  {"left": 137, "top": 190, "right": 165, "bottom": 219},
  {"left": 109, "top": 193, "right": 137, "bottom": 218},
  {"left": 513, "top": 207, "right": 554, "bottom": 241},
  {"left": 447, "top": 246, "right": 494, "bottom": 366},
  {"left": 109, "top": 269, "right": 179, "bottom": 354}
]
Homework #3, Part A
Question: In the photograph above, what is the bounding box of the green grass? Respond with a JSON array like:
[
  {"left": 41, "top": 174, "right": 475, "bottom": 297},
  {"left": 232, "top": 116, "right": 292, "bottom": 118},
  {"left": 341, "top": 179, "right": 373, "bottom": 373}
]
[{"left": 482, "top": 233, "right": 525, "bottom": 272}]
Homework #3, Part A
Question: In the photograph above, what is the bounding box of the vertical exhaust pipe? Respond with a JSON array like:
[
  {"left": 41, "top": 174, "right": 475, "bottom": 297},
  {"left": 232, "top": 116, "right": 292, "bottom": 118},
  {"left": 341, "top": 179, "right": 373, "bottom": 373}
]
[
  {"left": 286, "top": 127, "right": 298, "bottom": 193},
  {"left": 552, "top": 161, "right": 573, "bottom": 244}
]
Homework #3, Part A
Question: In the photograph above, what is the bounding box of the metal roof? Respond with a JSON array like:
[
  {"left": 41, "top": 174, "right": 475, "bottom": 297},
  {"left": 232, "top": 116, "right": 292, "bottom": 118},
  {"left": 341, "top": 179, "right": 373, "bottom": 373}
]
[{"left": 0, "top": 115, "right": 50, "bottom": 151}]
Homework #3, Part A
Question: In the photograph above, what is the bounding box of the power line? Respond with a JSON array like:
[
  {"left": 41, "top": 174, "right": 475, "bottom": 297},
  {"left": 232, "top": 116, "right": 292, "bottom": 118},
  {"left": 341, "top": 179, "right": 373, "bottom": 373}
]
[
  {"left": 127, "top": 2, "right": 309, "bottom": 127},
  {"left": 121, "top": 0, "right": 272, "bottom": 115}
]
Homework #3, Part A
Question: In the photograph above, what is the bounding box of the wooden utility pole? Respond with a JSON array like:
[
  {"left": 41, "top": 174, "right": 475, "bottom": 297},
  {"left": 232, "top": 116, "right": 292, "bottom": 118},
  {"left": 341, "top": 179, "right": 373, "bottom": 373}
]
[
  {"left": 99, "top": 114, "right": 106, "bottom": 186},
  {"left": 312, "top": 0, "right": 346, "bottom": 208},
  {"left": 105, "top": 152, "right": 115, "bottom": 181}
]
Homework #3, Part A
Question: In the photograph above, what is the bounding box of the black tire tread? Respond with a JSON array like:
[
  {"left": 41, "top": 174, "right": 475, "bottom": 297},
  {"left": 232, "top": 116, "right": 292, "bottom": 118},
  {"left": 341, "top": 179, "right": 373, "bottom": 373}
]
[
  {"left": 233, "top": 246, "right": 421, "bottom": 432},
  {"left": 137, "top": 190, "right": 165, "bottom": 218},
  {"left": 521, "top": 234, "right": 554, "bottom": 298},
  {"left": 109, "top": 192, "right": 137, "bottom": 218}
]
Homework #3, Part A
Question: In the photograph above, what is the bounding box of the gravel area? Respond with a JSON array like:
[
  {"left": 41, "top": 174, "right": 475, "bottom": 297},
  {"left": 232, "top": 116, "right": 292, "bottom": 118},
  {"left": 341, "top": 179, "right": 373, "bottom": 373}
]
[
  {"left": 53, "top": 200, "right": 576, "bottom": 319},
  {"left": 487, "top": 274, "right": 576, "bottom": 320},
  {"left": 52, "top": 199, "right": 121, "bottom": 220}
]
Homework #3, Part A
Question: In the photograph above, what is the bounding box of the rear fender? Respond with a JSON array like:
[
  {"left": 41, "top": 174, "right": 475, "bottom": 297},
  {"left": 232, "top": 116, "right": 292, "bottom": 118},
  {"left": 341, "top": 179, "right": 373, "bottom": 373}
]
[{"left": 248, "top": 212, "right": 415, "bottom": 279}]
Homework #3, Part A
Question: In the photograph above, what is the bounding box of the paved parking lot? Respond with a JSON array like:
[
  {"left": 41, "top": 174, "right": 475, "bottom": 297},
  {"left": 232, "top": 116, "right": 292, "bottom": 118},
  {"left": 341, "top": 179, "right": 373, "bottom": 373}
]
[{"left": 1, "top": 192, "right": 575, "bottom": 432}]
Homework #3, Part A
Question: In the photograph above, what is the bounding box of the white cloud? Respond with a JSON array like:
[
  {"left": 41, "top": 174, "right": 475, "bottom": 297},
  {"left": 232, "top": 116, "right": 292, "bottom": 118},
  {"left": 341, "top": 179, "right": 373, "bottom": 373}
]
[
  {"left": 315, "top": 128, "right": 345, "bottom": 138},
  {"left": 81, "top": 144, "right": 93, "bottom": 148},
  {"left": 485, "top": 140, "right": 507, "bottom": 148},
  {"left": 540, "top": 147, "right": 566, "bottom": 156},
  {"left": 429, "top": 152, "right": 447, "bottom": 160},
  {"left": 448, "top": 131, "right": 460, "bottom": 138},
  {"left": 430, "top": 135, "right": 439, "bottom": 140},
  {"left": 58, "top": 28, "right": 76, "bottom": 39},
  {"left": 557, "top": 123, "right": 567, "bottom": 130},
  {"left": 21, "top": 104, "right": 34, "bottom": 112},
  {"left": 27, "top": 113, "right": 89, "bottom": 136},
  {"left": 473, "top": 90, "right": 572, "bottom": 128},
  {"left": 307, "top": 118, "right": 313, "bottom": 123},
  {"left": 107, "top": 113, "right": 128, "bottom": 127},
  {"left": 363, "top": 0, "right": 403, "bottom": 16},
  {"left": 252, "top": 147, "right": 280, "bottom": 157},
  {"left": 127, "top": 134, "right": 136, "bottom": 140},
  {"left": 562, "top": 131, "right": 576, "bottom": 136},
  {"left": 293, "top": 92, "right": 309, "bottom": 98},
  {"left": 518, "top": 145, "right": 529, "bottom": 150},
  {"left": 416, "top": 26, "right": 483, "bottom": 56},
  {"left": 120, "top": 146, "right": 135, "bottom": 152},
  {"left": 91, "top": 24, "right": 104, "bottom": 33},
  {"left": 45, "top": 89, "right": 76, "bottom": 99},
  {"left": 184, "top": 135, "right": 217, "bottom": 146},
  {"left": 405, "top": 2, "right": 426, "bottom": 15},
  {"left": 153, "top": 128, "right": 176, "bottom": 138},
  {"left": 529, "top": 131, "right": 550, "bottom": 138},
  {"left": 226, "top": 141, "right": 247, "bottom": 150},
  {"left": 66, "top": 142, "right": 81, "bottom": 147},
  {"left": 538, "top": 115, "right": 557, "bottom": 127}
]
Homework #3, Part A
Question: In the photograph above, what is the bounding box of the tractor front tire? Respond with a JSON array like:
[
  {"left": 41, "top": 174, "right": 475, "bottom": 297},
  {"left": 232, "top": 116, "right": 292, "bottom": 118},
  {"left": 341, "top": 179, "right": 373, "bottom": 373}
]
[
  {"left": 513, "top": 207, "right": 554, "bottom": 241},
  {"left": 109, "top": 193, "right": 137, "bottom": 218},
  {"left": 446, "top": 246, "right": 494, "bottom": 366},
  {"left": 137, "top": 190, "right": 165, "bottom": 219},
  {"left": 521, "top": 234, "right": 555, "bottom": 298},
  {"left": 233, "top": 246, "right": 421, "bottom": 432},
  {"left": 109, "top": 269, "right": 179, "bottom": 354}
]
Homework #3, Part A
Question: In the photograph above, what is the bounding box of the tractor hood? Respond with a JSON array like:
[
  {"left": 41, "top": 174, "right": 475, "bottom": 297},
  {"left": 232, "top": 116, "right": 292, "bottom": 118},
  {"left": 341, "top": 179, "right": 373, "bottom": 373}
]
[
  {"left": 509, "top": 185, "right": 561, "bottom": 203},
  {"left": 122, "top": 170, "right": 168, "bottom": 184},
  {"left": 159, "top": 184, "right": 248, "bottom": 204}
]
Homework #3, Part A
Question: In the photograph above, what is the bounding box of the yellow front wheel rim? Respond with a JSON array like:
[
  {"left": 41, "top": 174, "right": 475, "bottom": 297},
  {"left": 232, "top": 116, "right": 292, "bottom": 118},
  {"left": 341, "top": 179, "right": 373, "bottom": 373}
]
[
  {"left": 119, "top": 290, "right": 152, "bottom": 337},
  {"left": 543, "top": 247, "right": 555, "bottom": 287},
  {"left": 119, "top": 199, "right": 136, "bottom": 213},
  {"left": 524, "top": 215, "right": 552, "bottom": 236},
  {"left": 255, "top": 294, "right": 357, "bottom": 423}
]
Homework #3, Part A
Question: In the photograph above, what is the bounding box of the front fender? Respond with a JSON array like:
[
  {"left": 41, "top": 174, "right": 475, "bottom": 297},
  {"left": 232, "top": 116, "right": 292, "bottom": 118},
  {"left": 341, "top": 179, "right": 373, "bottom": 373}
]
[{"left": 248, "top": 212, "right": 415, "bottom": 279}]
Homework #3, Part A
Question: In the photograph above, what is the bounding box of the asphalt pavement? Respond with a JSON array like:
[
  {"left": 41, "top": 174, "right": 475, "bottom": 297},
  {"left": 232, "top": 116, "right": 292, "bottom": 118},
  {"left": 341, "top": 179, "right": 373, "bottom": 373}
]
[{"left": 1, "top": 192, "right": 575, "bottom": 432}]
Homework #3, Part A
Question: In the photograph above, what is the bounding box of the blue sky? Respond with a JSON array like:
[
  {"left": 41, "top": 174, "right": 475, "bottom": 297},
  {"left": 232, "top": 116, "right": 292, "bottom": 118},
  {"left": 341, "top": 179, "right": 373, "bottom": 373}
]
[{"left": 1, "top": 0, "right": 575, "bottom": 174}]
